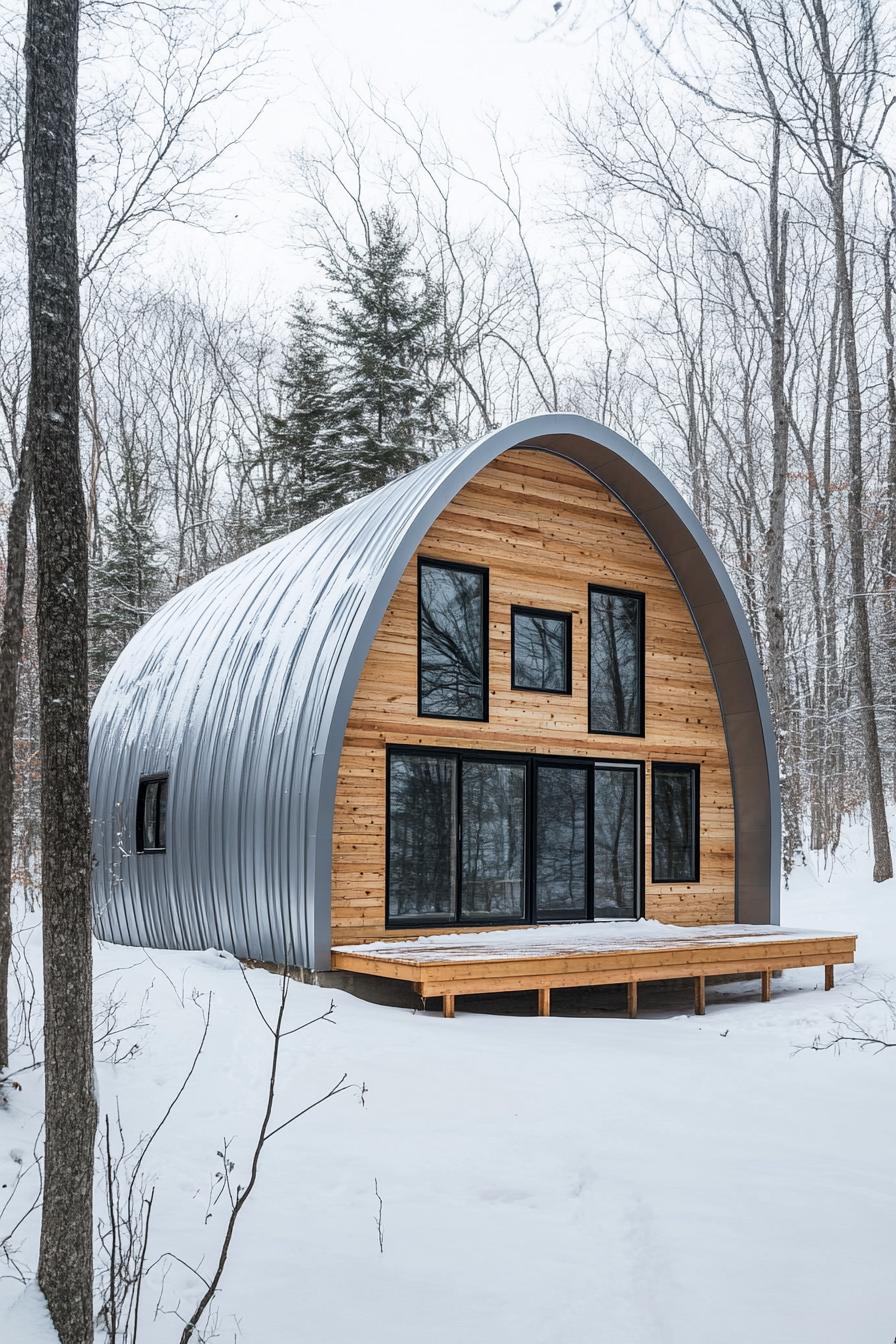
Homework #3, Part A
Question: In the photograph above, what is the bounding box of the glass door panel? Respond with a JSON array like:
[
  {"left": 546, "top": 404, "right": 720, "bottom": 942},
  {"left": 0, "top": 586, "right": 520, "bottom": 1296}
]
[
  {"left": 534, "top": 765, "right": 588, "bottom": 919},
  {"left": 460, "top": 760, "right": 526, "bottom": 920},
  {"left": 593, "top": 765, "right": 639, "bottom": 918}
]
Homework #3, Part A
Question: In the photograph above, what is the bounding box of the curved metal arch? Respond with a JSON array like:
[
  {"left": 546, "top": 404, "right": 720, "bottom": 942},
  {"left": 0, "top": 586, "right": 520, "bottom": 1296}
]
[{"left": 89, "top": 414, "right": 780, "bottom": 970}]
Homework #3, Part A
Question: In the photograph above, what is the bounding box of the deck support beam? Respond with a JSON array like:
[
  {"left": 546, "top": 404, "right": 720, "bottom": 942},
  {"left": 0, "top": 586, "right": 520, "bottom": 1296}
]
[
  {"left": 761, "top": 969, "right": 772, "bottom": 1002},
  {"left": 537, "top": 987, "right": 551, "bottom": 1017},
  {"left": 442, "top": 994, "right": 455, "bottom": 1019},
  {"left": 694, "top": 974, "right": 705, "bottom": 1016},
  {"left": 825, "top": 963, "right": 834, "bottom": 991},
  {"left": 627, "top": 982, "right": 638, "bottom": 1019}
]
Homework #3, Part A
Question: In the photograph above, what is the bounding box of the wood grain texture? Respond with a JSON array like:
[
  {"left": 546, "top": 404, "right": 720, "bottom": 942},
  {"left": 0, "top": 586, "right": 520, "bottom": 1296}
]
[
  {"left": 332, "top": 448, "right": 737, "bottom": 945},
  {"left": 330, "top": 931, "right": 857, "bottom": 1004}
]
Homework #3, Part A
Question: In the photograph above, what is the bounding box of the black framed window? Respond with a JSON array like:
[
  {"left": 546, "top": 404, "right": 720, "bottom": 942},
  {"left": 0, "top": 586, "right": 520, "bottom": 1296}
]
[
  {"left": 534, "top": 764, "right": 588, "bottom": 918},
  {"left": 593, "top": 764, "right": 640, "bottom": 917},
  {"left": 137, "top": 774, "right": 168, "bottom": 853},
  {"left": 460, "top": 759, "right": 526, "bottom": 920},
  {"left": 388, "top": 752, "right": 456, "bottom": 921},
  {"left": 418, "top": 558, "right": 488, "bottom": 720},
  {"left": 588, "top": 584, "right": 644, "bottom": 736},
  {"left": 652, "top": 763, "right": 699, "bottom": 883},
  {"left": 511, "top": 607, "right": 572, "bottom": 694},
  {"left": 386, "top": 746, "right": 643, "bottom": 927}
]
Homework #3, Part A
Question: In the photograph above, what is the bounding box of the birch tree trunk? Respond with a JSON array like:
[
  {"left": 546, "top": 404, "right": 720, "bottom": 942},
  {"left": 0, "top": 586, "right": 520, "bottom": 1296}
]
[{"left": 24, "top": 0, "right": 97, "bottom": 1339}]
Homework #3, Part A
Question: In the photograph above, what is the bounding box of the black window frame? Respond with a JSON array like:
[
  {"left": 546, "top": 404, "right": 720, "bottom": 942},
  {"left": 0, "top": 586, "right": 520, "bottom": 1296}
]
[
  {"left": 651, "top": 761, "right": 700, "bottom": 884},
  {"left": 587, "top": 582, "right": 646, "bottom": 738},
  {"left": 385, "top": 750, "right": 457, "bottom": 925},
  {"left": 510, "top": 605, "right": 573, "bottom": 695},
  {"left": 136, "top": 772, "right": 169, "bottom": 854},
  {"left": 385, "top": 744, "right": 644, "bottom": 929},
  {"left": 532, "top": 758, "right": 591, "bottom": 922},
  {"left": 591, "top": 760, "right": 644, "bottom": 920},
  {"left": 417, "top": 555, "right": 489, "bottom": 723}
]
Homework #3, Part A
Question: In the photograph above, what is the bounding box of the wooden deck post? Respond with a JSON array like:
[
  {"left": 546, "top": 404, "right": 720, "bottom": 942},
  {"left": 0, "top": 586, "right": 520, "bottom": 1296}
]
[
  {"left": 537, "top": 986, "right": 551, "bottom": 1017},
  {"left": 825, "top": 964, "right": 834, "bottom": 991},
  {"left": 694, "top": 974, "right": 706, "bottom": 1016},
  {"left": 442, "top": 994, "right": 455, "bottom": 1019},
  {"left": 627, "top": 981, "right": 638, "bottom": 1019},
  {"left": 760, "top": 969, "right": 772, "bottom": 1003}
]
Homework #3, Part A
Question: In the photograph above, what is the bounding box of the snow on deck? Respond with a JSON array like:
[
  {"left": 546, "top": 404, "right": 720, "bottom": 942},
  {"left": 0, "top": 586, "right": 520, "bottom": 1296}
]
[{"left": 333, "top": 919, "right": 854, "bottom": 964}]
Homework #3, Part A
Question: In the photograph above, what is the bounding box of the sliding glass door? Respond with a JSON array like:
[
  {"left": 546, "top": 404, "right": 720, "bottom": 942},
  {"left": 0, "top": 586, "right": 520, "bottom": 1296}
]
[
  {"left": 592, "top": 764, "right": 640, "bottom": 919},
  {"left": 534, "top": 764, "right": 589, "bottom": 919},
  {"left": 387, "top": 747, "right": 642, "bottom": 927},
  {"left": 460, "top": 759, "right": 527, "bottom": 920},
  {"left": 534, "top": 760, "right": 640, "bottom": 922}
]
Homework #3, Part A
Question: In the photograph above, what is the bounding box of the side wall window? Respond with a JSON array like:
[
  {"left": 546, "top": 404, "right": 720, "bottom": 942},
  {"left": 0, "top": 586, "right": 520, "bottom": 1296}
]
[
  {"left": 588, "top": 584, "right": 645, "bottom": 735},
  {"left": 652, "top": 763, "right": 699, "bottom": 883},
  {"left": 418, "top": 558, "right": 488, "bottom": 720},
  {"left": 137, "top": 774, "right": 168, "bottom": 853}
]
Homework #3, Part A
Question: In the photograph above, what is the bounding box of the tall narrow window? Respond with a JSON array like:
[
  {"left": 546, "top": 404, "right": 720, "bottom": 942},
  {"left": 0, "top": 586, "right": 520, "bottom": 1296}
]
[
  {"left": 511, "top": 607, "right": 572, "bottom": 694},
  {"left": 588, "top": 585, "right": 644, "bottom": 736},
  {"left": 137, "top": 774, "right": 168, "bottom": 853},
  {"left": 460, "top": 759, "right": 526, "bottom": 921},
  {"left": 418, "top": 558, "right": 487, "bottom": 720},
  {"left": 534, "top": 764, "right": 588, "bottom": 918},
  {"left": 652, "top": 763, "right": 699, "bottom": 883},
  {"left": 388, "top": 752, "right": 456, "bottom": 921},
  {"left": 593, "top": 764, "right": 639, "bottom": 917}
]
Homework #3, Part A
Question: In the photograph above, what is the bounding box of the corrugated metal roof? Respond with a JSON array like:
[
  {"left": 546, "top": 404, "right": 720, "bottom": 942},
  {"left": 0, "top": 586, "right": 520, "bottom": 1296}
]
[{"left": 89, "top": 413, "right": 780, "bottom": 968}]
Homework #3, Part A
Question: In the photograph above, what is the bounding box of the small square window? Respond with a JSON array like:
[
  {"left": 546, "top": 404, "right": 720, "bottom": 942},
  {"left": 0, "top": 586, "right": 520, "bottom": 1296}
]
[
  {"left": 137, "top": 774, "right": 168, "bottom": 853},
  {"left": 511, "top": 607, "right": 572, "bottom": 694}
]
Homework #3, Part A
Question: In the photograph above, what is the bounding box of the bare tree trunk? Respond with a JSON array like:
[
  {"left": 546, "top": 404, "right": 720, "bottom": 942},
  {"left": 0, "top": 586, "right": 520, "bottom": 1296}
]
[
  {"left": 24, "top": 0, "right": 97, "bottom": 1340},
  {"left": 0, "top": 445, "right": 33, "bottom": 1071},
  {"left": 881, "top": 233, "right": 896, "bottom": 797},
  {"left": 814, "top": 0, "right": 892, "bottom": 881},
  {"left": 763, "top": 114, "right": 801, "bottom": 872}
]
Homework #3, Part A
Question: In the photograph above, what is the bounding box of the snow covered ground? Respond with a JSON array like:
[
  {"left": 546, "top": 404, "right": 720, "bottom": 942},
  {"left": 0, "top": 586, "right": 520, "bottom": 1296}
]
[{"left": 2, "top": 819, "right": 895, "bottom": 1343}]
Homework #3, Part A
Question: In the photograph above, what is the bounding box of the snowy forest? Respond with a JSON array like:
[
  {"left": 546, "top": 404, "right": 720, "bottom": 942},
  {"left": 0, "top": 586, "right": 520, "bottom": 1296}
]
[
  {"left": 2, "top": 0, "right": 896, "bottom": 889},
  {"left": 2, "top": 2, "right": 896, "bottom": 1342}
]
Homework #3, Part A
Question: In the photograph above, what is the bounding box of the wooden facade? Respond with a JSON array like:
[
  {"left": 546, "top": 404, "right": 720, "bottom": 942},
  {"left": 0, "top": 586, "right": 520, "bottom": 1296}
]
[{"left": 331, "top": 447, "right": 736, "bottom": 947}]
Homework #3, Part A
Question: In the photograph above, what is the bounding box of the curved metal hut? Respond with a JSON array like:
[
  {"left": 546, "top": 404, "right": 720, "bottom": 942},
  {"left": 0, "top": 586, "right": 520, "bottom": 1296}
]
[{"left": 90, "top": 413, "right": 781, "bottom": 971}]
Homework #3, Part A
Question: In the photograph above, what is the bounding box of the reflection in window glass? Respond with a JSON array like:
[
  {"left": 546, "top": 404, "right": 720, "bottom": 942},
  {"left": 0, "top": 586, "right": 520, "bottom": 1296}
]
[
  {"left": 461, "top": 761, "right": 526, "bottom": 919},
  {"left": 535, "top": 766, "right": 587, "bottom": 915},
  {"left": 138, "top": 775, "right": 168, "bottom": 853},
  {"left": 419, "top": 561, "right": 485, "bottom": 719},
  {"left": 652, "top": 764, "right": 698, "bottom": 882},
  {"left": 593, "top": 766, "right": 638, "bottom": 917},
  {"left": 512, "top": 610, "right": 570, "bottom": 693},
  {"left": 388, "top": 753, "right": 456, "bottom": 920},
  {"left": 145, "top": 781, "right": 159, "bottom": 850},
  {"left": 589, "top": 587, "right": 643, "bottom": 734}
]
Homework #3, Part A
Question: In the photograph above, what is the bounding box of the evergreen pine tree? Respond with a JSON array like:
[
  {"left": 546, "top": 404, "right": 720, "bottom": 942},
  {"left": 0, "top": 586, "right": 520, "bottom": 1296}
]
[
  {"left": 89, "top": 443, "right": 163, "bottom": 691},
  {"left": 259, "top": 299, "right": 338, "bottom": 538},
  {"left": 323, "top": 206, "right": 447, "bottom": 500}
]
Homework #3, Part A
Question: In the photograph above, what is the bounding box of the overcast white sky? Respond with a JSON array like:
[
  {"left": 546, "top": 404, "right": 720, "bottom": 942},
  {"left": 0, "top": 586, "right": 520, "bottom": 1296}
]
[{"left": 166, "top": 0, "right": 614, "bottom": 299}]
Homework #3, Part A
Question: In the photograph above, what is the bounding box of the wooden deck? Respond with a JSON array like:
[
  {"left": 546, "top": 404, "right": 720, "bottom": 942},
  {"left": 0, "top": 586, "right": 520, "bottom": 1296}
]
[{"left": 331, "top": 923, "right": 857, "bottom": 1018}]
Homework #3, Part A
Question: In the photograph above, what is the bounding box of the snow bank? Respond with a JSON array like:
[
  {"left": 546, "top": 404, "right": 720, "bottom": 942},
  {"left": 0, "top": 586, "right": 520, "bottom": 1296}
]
[{"left": 1, "top": 818, "right": 894, "bottom": 1343}]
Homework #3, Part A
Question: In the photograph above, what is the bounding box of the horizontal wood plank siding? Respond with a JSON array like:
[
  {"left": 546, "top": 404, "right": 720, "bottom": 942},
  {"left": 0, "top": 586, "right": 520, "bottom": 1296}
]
[{"left": 332, "top": 448, "right": 736, "bottom": 944}]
